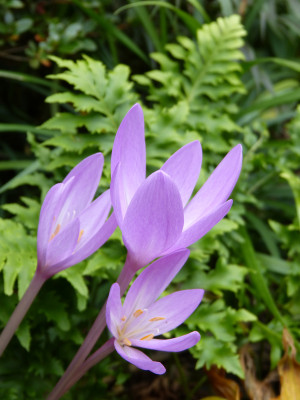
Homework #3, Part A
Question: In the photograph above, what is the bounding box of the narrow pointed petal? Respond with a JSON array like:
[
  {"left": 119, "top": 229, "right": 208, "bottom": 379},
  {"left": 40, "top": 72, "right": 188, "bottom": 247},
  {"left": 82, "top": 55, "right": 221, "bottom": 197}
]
[
  {"left": 60, "top": 153, "right": 104, "bottom": 218},
  {"left": 184, "top": 144, "right": 242, "bottom": 227},
  {"left": 110, "top": 164, "right": 128, "bottom": 227},
  {"left": 37, "top": 182, "right": 65, "bottom": 268},
  {"left": 122, "top": 171, "right": 184, "bottom": 266},
  {"left": 145, "top": 289, "right": 204, "bottom": 335},
  {"left": 45, "top": 218, "right": 80, "bottom": 274},
  {"left": 123, "top": 250, "right": 190, "bottom": 315},
  {"left": 114, "top": 341, "right": 166, "bottom": 374},
  {"left": 106, "top": 283, "right": 123, "bottom": 338},
  {"left": 111, "top": 104, "right": 146, "bottom": 207},
  {"left": 161, "top": 141, "right": 202, "bottom": 207},
  {"left": 131, "top": 331, "right": 200, "bottom": 352},
  {"left": 168, "top": 200, "right": 232, "bottom": 252}
]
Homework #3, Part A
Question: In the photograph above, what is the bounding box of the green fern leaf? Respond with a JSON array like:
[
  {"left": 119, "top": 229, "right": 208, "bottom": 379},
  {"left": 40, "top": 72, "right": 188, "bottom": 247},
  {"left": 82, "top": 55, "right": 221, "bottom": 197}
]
[{"left": 0, "top": 219, "right": 36, "bottom": 299}]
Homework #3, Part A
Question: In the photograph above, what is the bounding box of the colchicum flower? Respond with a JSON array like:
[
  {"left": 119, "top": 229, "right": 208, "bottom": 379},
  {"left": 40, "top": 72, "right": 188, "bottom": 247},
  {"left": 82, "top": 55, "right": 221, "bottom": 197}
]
[
  {"left": 106, "top": 249, "right": 204, "bottom": 374},
  {"left": 111, "top": 104, "right": 243, "bottom": 269},
  {"left": 37, "top": 153, "right": 117, "bottom": 278}
]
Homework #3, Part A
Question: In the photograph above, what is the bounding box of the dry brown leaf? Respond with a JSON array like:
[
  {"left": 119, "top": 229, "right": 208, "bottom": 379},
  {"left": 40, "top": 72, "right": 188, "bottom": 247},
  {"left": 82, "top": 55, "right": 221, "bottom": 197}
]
[
  {"left": 199, "top": 397, "right": 227, "bottom": 400},
  {"left": 240, "top": 344, "right": 277, "bottom": 400},
  {"left": 271, "top": 328, "right": 300, "bottom": 400},
  {"left": 206, "top": 366, "right": 240, "bottom": 400}
]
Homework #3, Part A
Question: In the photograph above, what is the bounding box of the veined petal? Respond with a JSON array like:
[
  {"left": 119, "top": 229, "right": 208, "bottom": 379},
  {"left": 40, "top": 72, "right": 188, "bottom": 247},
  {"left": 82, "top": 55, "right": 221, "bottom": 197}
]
[
  {"left": 168, "top": 200, "right": 232, "bottom": 252},
  {"left": 111, "top": 104, "right": 146, "bottom": 207},
  {"left": 114, "top": 341, "right": 165, "bottom": 375},
  {"left": 106, "top": 283, "right": 123, "bottom": 338},
  {"left": 131, "top": 331, "right": 200, "bottom": 352},
  {"left": 123, "top": 250, "right": 190, "bottom": 316},
  {"left": 122, "top": 171, "right": 184, "bottom": 266},
  {"left": 44, "top": 218, "right": 80, "bottom": 275},
  {"left": 145, "top": 289, "right": 204, "bottom": 335},
  {"left": 37, "top": 182, "right": 65, "bottom": 268},
  {"left": 61, "top": 213, "right": 117, "bottom": 269},
  {"left": 184, "top": 144, "right": 242, "bottom": 227},
  {"left": 110, "top": 164, "right": 128, "bottom": 227},
  {"left": 161, "top": 141, "right": 202, "bottom": 207},
  {"left": 60, "top": 153, "right": 104, "bottom": 219},
  {"left": 75, "top": 190, "right": 111, "bottom": 250}
]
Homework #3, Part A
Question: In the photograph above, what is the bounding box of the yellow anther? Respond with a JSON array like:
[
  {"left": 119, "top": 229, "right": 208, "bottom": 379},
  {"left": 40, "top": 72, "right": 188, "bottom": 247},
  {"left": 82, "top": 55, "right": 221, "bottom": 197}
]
[
  {"left": 133, "top": 309, "right": 143, "bottom": 318},
  {"left": 49, "top": 224, "right": 61, "bottom": 241},
  {"left": 149, "top": 317, "right": 165, "bottom": 322},
  {"left": 123, "top": 338, "right": 132, "bottom": 346},
  {"left": 121, "top": 316, "right": 126, "bottom": 321},
  {"left": 77, "top": 229, "right": 84, "bottom": 243},
  {"left": 140, "top": 334, "right": 154, "bottom": 341}
]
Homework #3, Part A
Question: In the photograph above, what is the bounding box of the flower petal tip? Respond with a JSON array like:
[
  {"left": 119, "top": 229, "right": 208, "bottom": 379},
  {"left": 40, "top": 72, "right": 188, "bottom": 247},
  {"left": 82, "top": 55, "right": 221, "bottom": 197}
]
[
  {"left": 191, "top": 331, "right": 201, "bottom": 345},
  {"left": 153, "top": 364, "right": 166, "bottom": 375}
]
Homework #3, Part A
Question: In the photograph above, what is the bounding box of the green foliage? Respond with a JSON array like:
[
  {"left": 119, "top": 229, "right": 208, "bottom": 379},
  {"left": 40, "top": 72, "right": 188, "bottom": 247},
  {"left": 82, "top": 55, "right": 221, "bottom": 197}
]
[
  {"left": 0, "top": 218, "right": 36, "bottom": 299},
  {"left": 1, "top": 8, "right": 300, "bottom": 399}
]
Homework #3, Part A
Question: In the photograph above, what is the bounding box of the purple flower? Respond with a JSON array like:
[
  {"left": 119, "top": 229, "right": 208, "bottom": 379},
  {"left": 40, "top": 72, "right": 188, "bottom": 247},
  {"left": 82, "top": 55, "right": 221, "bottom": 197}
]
[
  {"left": 106, "top": 249, "right": 204, "bottom": 374},
  {"left": 111, "top": 104, "right": 242, "bottom": 269},
  {"left": 37, "top": 153, "right": 117, "bottom": 278}
]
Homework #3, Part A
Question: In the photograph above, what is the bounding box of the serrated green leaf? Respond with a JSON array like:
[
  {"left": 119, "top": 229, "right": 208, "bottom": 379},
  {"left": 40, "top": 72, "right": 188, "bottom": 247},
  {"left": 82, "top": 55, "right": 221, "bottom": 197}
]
[
  {"left": 186, "top": 259, "right": 247, "bottom": 294},
  {"left": 191, "top": 336, "right": 244, "bottom": 378},
  {"left": 57, "top": 264, "right": 88, "bottom": 299},
  {"left": 16, "top": 320, "right": 31, "bottom": 351},
  {"left": 43, "top": 134, "right": 100, "bottom": 154},
  {"left": 0, "top": 219, "right": 36, "bottom": 298},
  {"left": 2, "top": 197, "right": 40, "bottom": 231}
]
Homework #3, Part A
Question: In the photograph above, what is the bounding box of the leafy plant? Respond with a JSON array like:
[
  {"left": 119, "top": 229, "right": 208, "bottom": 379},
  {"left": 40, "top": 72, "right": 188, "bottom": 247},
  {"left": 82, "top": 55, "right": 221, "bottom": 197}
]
[{"left": 1, "top": 10, "right": 300, "bottom": 399}]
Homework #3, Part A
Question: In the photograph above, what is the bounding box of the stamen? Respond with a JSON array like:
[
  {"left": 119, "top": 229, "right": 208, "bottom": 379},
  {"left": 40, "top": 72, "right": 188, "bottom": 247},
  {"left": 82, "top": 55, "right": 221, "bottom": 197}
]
[
  {"left": 121, "top": 316, "right": 126, "bottom": 321},
  {"left": 140, "top": 334, "right": 154, "bottom": 341},
  {"left": 123, "top": 338, "right": 132, "bottom": 346},
  {"left": 49, "top": 224, "right": 61, "bottom": 241},
  {"left": 149, "top": 317, "right": 165, "bottom": 321},
  {"left": 77, "top": 229, "right": 84, "bottom": 243},
  {"left": 133, "top": 309, "right": 143, "bottom": 318}
]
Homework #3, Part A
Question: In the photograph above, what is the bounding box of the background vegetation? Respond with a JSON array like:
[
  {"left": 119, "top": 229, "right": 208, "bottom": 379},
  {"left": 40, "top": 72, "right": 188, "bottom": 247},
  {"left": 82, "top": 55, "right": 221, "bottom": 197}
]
[{"left": 1, "top": 1, "right": 300, "bottom": 399}]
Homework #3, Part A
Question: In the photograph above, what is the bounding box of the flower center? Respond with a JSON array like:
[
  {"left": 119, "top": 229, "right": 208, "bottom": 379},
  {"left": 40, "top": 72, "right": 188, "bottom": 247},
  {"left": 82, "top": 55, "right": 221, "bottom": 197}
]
[{"left": 117, "top": 308, "right": 166, "bottom": 347}]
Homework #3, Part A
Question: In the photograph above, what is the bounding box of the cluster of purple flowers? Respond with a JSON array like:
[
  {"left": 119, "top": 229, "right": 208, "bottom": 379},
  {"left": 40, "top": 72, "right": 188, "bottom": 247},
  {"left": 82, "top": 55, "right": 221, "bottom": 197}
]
[{"left": 0, "top": 104, "right": 242, "bottom": 391}]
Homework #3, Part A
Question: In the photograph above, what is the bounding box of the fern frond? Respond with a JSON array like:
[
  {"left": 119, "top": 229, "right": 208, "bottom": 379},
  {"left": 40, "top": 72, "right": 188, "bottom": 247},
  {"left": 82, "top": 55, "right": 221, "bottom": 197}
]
[
  {"left": 137, "top": 15, "right": 246, "bottom": 104},
  {"left": 134, "top": 15, "right": 246, "bottom": 155}
]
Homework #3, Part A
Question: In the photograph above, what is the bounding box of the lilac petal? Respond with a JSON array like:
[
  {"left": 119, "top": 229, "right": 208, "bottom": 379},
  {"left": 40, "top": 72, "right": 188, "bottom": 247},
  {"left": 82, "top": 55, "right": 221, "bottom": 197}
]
[
  {"left": 131, "top": 331, "right": 200, "bottom": 352},
  {"left": 37, "top": 182, "right": 65, "bottom": 268},
  {"left": 110, "top": 164, "right": 128, "bottom": 227},
  {"left": 122, "top": 171, "right": 184, "bottom": 266},
  {"left": 184, "top": 144, "right": 242, "bottom": 227},
  {"left": 74, "top": 190, "right": 111, "bottom": 250},
  {"left": 123, "top": 249, "right": 190, "bottom": 316},
  {"left": 145, "top": 289, "right": 204, "bottom": 335},
  {"left": 62, "top": 213, "right": 117, "bottom": 269},
  {"left": 111, "top": 104, "right": 146, "bottom": 207},
  {"left": 167, "top": 200, "right": 233, "bottom": 252},
  {"left": 161, "top": 141, "right": 202, "bottom": 207},
  {"left": 60, "top": 153, "right": 104, "bottom": 219},
  {"left": 168, "top": 200, "right": 233, "bottom": 252},
  {"left": 114, "top": 341, "right": 166, "bottom": 374},
  {"left": 45, "top": 218, "right": 80, "bottom": 273},
  {"left": 106, "top": 283, "right": 123, "bottom": 338}
]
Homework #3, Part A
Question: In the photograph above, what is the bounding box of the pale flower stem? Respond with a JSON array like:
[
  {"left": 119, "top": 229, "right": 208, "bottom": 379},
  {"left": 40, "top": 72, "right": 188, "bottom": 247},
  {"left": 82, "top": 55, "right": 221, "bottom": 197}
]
[
  {"left": 58, "top": 338, "right": 115, "bottom": 398},
  {"left": 0, "top": 272, "right": 46, "bottom": 357},
  {"left": 47, "top": 254, "right": 139, "bottom": 400}
]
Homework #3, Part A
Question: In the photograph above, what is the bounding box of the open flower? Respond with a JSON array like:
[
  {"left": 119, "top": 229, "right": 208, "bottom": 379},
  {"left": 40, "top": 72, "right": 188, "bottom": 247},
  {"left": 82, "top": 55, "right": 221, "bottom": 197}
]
[
  {"left": 106, "top": 249, "right": 204, "bottom": 374},
  {"left": 37, "top": 153, "right": 117, "bottom": 277},
  {"left": 111, "top": 104, "right": 242, "bottom": 268}
]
